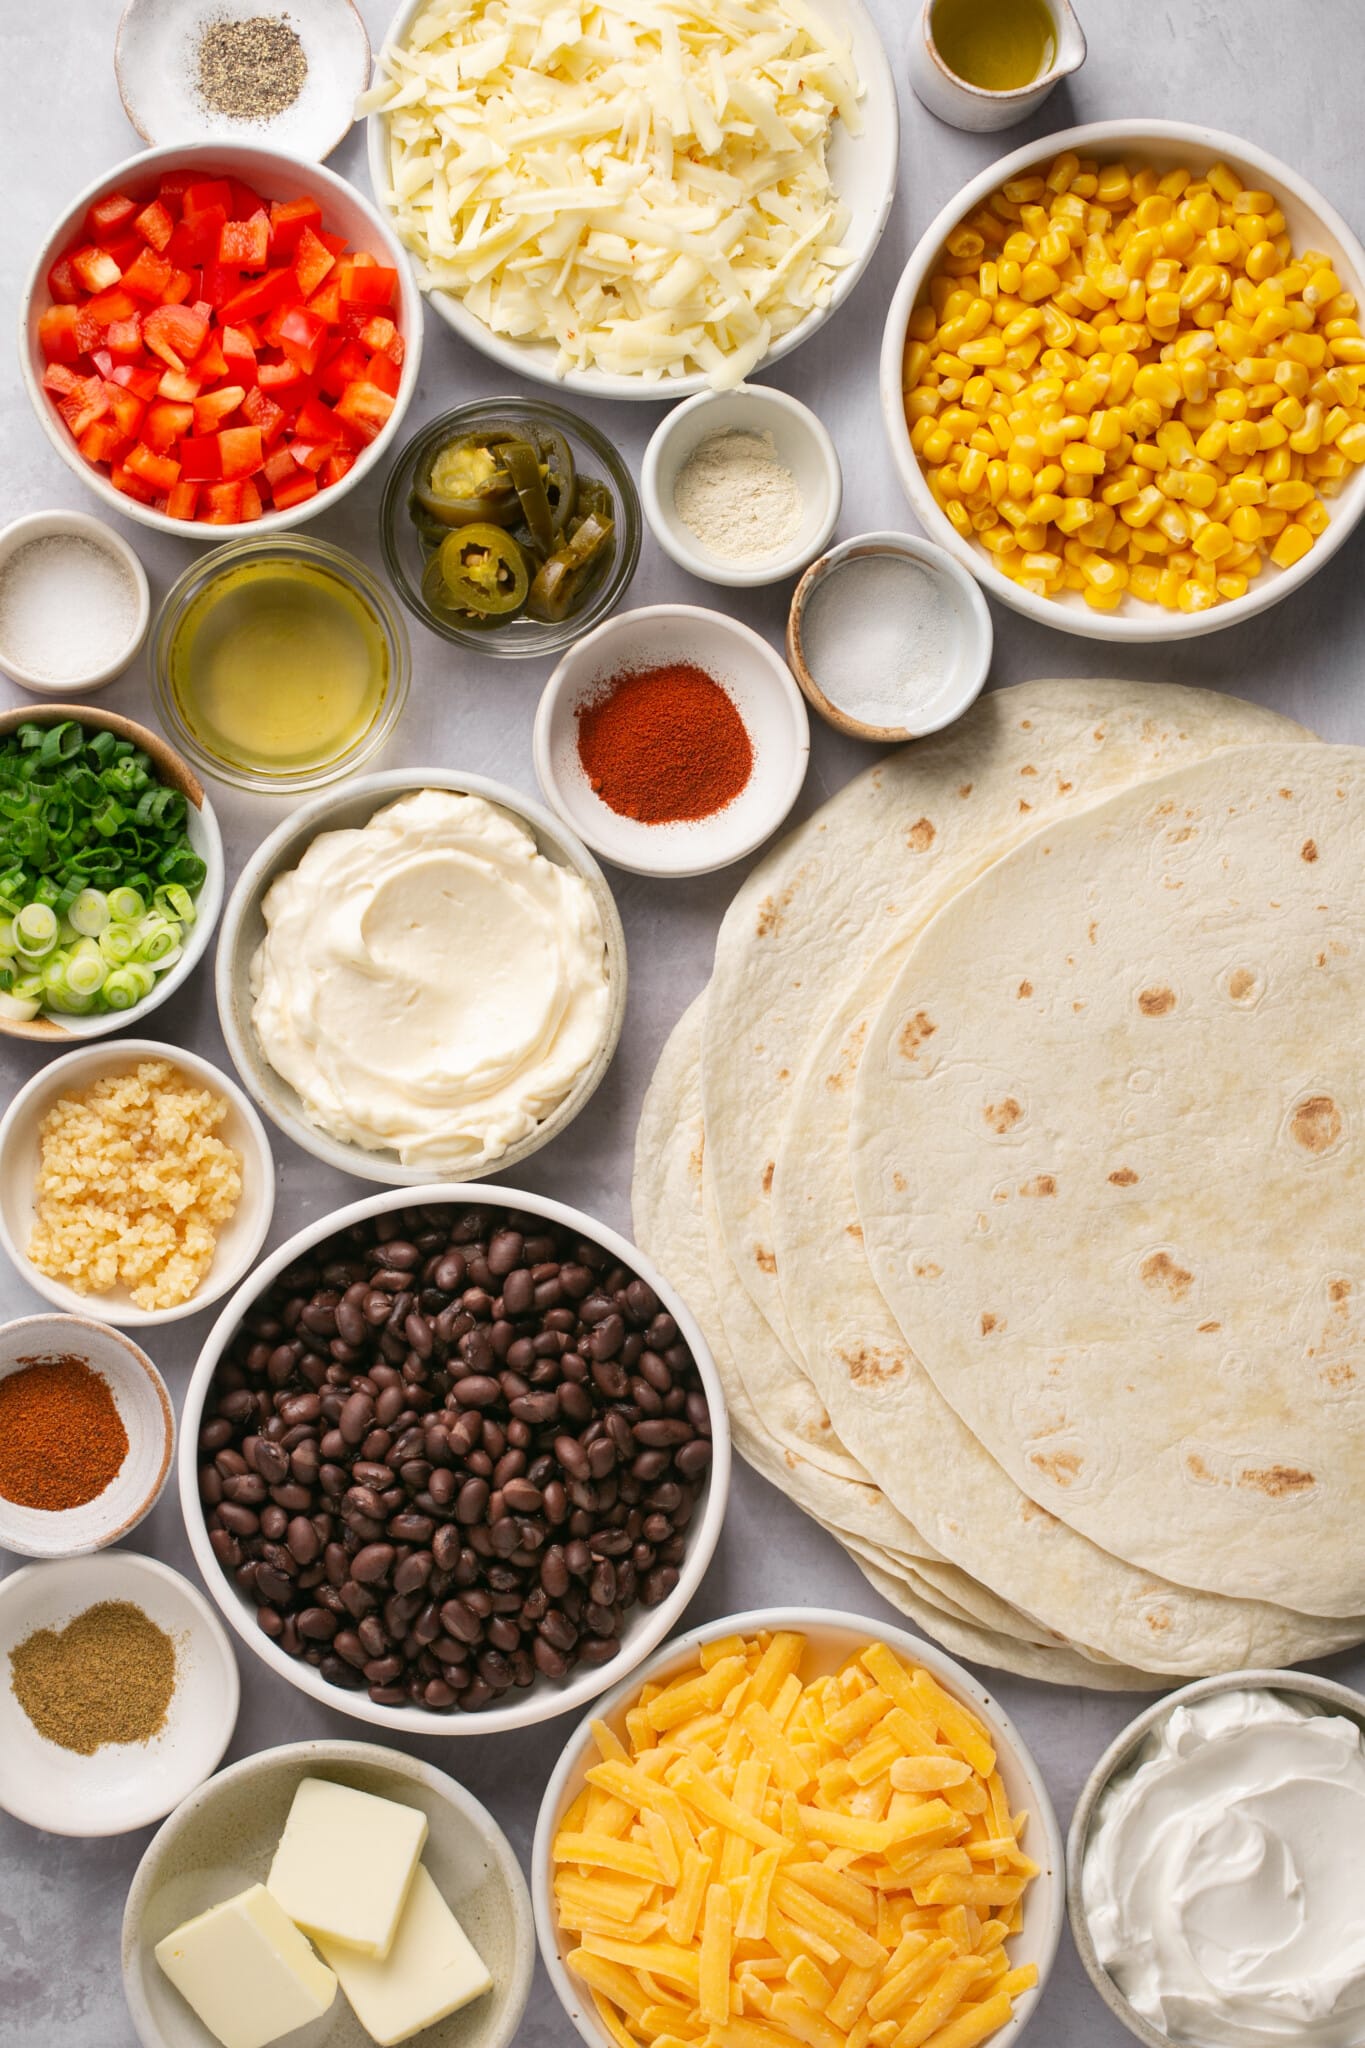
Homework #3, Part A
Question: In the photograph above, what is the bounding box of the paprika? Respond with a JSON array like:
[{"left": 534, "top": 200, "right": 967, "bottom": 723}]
[
  {"left": 0, "top": 1355, "right": 128, "bottom": 1511},
  {"left": 575, "top": 662, "right": 753, "bottom": 824}
]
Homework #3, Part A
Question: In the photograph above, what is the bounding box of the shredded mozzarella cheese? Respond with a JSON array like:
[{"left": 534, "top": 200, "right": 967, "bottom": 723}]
[{"left": 361, "top": 0, "right": 863, "bottom": 385}]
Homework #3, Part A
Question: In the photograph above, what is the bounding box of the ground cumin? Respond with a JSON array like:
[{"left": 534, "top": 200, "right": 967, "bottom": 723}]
[
  {"left": 575, "top": 662, "right": 753, "bottom": 824},
  {"left": 9, "top": 1600, "right": 177, "bottom": 1754},
  {"left": 0, "top": 1356, "right": 127, "bottom": 1510}
]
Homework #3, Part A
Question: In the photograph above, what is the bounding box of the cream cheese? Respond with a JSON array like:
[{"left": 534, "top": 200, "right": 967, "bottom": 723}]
[
  {"left": 250, "top": 789, "right": 611, "bottom": 1170},
  {"left": 1082, "top": 1688, "right": 1365, "bottom": 2048}
]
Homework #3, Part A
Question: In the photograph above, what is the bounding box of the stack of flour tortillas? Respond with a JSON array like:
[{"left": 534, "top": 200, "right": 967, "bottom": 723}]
[{"left": 633, "top": 679, "right": 1365, "bottom": 1685}]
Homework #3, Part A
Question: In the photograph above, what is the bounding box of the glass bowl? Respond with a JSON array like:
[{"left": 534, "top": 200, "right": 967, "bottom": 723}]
[
  {"left": 379, "top": 398, "right": 641, "bottom": 658},
  {"left": 151, "top": 536, "right": 410, "bottom": 794}
]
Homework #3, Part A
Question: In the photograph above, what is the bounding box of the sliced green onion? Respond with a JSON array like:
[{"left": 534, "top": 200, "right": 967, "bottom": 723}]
[
  {"left": 99, "top": 924, "right": 137, "bottom": 966},
  {"left": 15, "top": 903, "right": 58, "bottom": 956},
  {"left": 153, "top": 883, "right": 197, "bottom": 926},
  {"left": 103, "top": 964, "right": 154, "bottom": 1010},
  {"left": 107, "top": 885, "right": 145, "bottom": 923},
  {"left": 135, "top": 916, "right": 180, "bottom": 964},
  {"left": 64, "top": 941, "right": 107, "bottom": 997},
  {"left": 69, "top": 888, "right": 110, "bottom": 937},
  {"left": 0, "top": 989, "right": 40, "bottom": 1022}
]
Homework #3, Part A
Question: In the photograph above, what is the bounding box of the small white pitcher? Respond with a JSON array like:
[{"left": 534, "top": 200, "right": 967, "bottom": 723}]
[{"left": 908, "top": 0, "right": 1087, "bottom": 132}]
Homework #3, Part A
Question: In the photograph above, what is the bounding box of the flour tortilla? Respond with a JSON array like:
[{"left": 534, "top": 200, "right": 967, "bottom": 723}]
[
  {"left": 702, "top": 681, "right": 1306, "bottom": 1394},
  {"left": 852, "top": 743, "right": 1365, "bottom": 1619},
  {"left": 775, "top": 918, "right": 1365, "bottom": 1672}
]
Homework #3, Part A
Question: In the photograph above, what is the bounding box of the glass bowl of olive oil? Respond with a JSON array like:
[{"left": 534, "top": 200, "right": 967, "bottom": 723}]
[{"left": 152, "top": 537, "right": 410, "bottom": 793}]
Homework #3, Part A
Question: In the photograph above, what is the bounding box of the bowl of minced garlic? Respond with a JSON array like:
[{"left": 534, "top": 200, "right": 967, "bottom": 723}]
[
  {"left": 534, "top": 1609, "right": 1063, "bottom": 2048},
  {"left": 0, "top": 1041, "right": 276, "bottom": 1327}
]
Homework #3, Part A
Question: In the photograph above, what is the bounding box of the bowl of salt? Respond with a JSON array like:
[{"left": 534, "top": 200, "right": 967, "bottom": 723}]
[{"left": 0, "top": 512, "right": 150, "bottom": 696}]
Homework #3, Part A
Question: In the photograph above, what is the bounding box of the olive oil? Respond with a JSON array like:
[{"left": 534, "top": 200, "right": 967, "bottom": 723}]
[
  {"left": 930, "top": 0, "right": 1056, "bottom": 91},
  {"left": 167, "top": 557, "right": 389, "bottom": 779}
]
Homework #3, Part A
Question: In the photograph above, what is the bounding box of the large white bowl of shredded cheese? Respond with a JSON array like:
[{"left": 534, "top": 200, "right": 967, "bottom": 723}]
[{"left": 363, "top": 0, "right": 899, "bottom": 397}]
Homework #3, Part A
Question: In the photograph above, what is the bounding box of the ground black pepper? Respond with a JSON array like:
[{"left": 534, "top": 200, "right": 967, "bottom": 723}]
[
  {"left": 9, "top": 1600, "right": 177, "bottom": 1754},
  {"left": 196, "top": 14, "right": 308, "bottom": 123}
]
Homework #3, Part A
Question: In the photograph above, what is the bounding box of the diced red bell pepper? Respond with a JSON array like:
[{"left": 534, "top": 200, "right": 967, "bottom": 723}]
[
  {"left": 200, "top": 479, "right": 247, "bottom": 522},
  {"left": 111, "top": 362, "right": 162, "bottom": 400},
  {"left": 242, "top": 386, "right": 286, "bottom": 444},
  {"left": 228, "top": 180, "right": 266, "bottom": 223},
  {"left": 101, "top": 380, "right": 147, "bottom": 438},
  {"left": 221, "top": 325, "right": 258, "bottom": 386},
  {"left": 321, "top": 449, "right": 356, "bottom": 488},
  {"left": 193, "top": 385, "right": 247, "bottom": 432},
  {"left": 124, "top": 441, "right": 182, "bottom": 493},
  {"left": 38, "top": 305, "right": 81, "bottom": 362},
  {"left": 199, "top": 262, "right": 242, "bottom": 310},
  {"left": 58, "top": 376, "right": 111, "bottom": 436},
  {"left": 338, "top": 258, "right": 398, "bottom": 309},
  {"left": 268, "top": 463, "right": 319, "bottom": 510},
  {"left": 292, "top": 225, "right": 335, "bottom": 298},
  {"left": 156, "top": 367, "right": 203, "bottom": 402},
  {"left": 143, "top": 400, "right": 195, "bottom": 452},
  {"left": 48, "top": 255, "right": 82, "bottom": 304},
  {"left": 218, "top": 425, "right": 263, "bottom": 479},
  {"left": 292, "top": 394, "right": 339, "bottom": 446},
  {"left": 77, "top": 419, "right": 130, "bottom": 464},
  {"left": 178, "top": 434, "right": 223, "bottom": 482},
  {"left": 290, "top": 439, "right": 331, "bottom": 473},
  {"left": 218, "top": 267, "right": 301, "bottom": 325},
  {"left": 360, "top": 315, "right": 404, "bottom": 363},
  {"left": 263, "top": 445, "right": 303, "bottom": 489},
  {"left": 181, "top": 201, "right": 229, "bottom": 264},
  {"left": 183, "top": 179, "right": 233, "bottom": 221},
  {"left": 81, "top": 285, "right": 139, "bottom": 329},
  {"left": 318, "top": 339, "right": 371, "bottom": 399},
  {"left": 257, "top": 356, "right": 309, "bottom": 396},
  {"left": 110, "top": 460, "right": 159, "bottom": 504},
  {"left": 238, "top": 478, "right": 264, "bottom": 521},
  {"left": 333, "top": 379, "right": 395, "bottom": 444},
  {"left": 191, "top": 334, "right": 229, "bottom": 382},
  {"left": 278, "top": 305, "right": 328, "bottom": 375},
  {"left": 106, "top": 317, "right": 144, "bottom": 363},
  {"left": 268, "top": 196, "right": 323, "bottom": 252},
  {"left": 318, "top": 229, "right": 348, "bottom": 256},
  {"left": 134, "top": 198, "right": 175, "bottom": 252},
  {"left": 42, "top": 361, "right": 78, "bottom": 395},
  {"left": 166, "top": 481, "right": 200, "bottom": 521},
  {"left": 120, "top": 246, "right": 175, "bottom": 302},
  {"left": 160, "top": 267, "right": 194, "bottom": 306},
  {"left": 366, "top": 349, "right": 402, "bottom": 398},
  {"left": 142, "top": 302, "right": 209, "bottom": 371},
  {"left": 71, "top": 245, "right": 122, "bottom": 293},
  {"left": 157, "top": 170, "right": 197, "bottom": 207},
  {"left": 86, "top": 191, "right": 139, "bottom": 242},
  {"left": 306, "top": 278, "right": 343, "bottom": 325},
  {"left": 219, "top": 213, "right": 270, "bottom": 269},
  {"left": 91, "top": 347, "right": 114, "bottom": 378}
]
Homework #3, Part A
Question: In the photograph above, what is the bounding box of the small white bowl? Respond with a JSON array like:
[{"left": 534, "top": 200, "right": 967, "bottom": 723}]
[
  {"left": 215, "top": 769, "right": 627, "bottom": 1185},
  {"left": 534, "top": 1605, "right": 1065, "bottom": 2048},
  {"left": 787, "top": 529, "right": 993, "bottom": 741},
  {"left": 22, "top": 141, "right": 423, "bottom": 541},
  {"left": 1067, "top": 1668, "right": 1365, "bottom": 2048},
  {"left": 122, "top": 1739, "right": 535, "bottom": 2048},
  {"left": 0, "top": 511, "right": 150, "bottom": 695},
  {"left": 0, "top": 1550, "right": 239, "bottom": 1837},
  {"left": 116, "top": 0, "right": 371, "bottom": 161},
  {"left": 880, "top": 121, "right": 1365, "bottom": 643},
  {"left": 534, "top": 604, "right": 810, "bottom": 878},
  {"left": 0, "top": 1038, "right": 276, "bottom": 1329},
  {"left": 180, "top": 1181, "right": 731, "bottom": 1737},
  {"left": 641, "top": 386, "right": 842, "bottom": 588},
  {"left": 0, "top": 1314, "right": 173, "bottom": 1558}
]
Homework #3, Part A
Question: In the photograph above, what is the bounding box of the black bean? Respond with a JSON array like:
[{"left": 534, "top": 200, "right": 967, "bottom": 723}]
[{"left": 352, "top": 1542, "right": 396, "bottom": 1584}]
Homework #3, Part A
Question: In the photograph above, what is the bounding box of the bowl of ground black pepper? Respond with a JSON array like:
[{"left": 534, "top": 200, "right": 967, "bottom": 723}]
[
  {"left": 115, "top": 0, "right": 371, "bottom": 161},
  {"left": 0, "top": 1314, "right": 174, "bottom": 1559},
  {"left": 0, "top": 1550, "right": 239, "bottom": 1835},
  {"left": 534, "top": 603, "right": 810, "bottom": 877}
]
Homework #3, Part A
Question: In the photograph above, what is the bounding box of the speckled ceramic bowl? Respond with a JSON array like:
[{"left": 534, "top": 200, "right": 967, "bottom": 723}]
[{"left": 122, "top": 1739, "right": 534, "bottom": 2048}]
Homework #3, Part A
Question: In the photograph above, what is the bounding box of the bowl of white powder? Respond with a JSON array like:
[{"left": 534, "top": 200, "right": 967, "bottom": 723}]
[
  {"left": 641, "top": 387, "right": 842, "bottom": 589},
  {"left": 786, "top": 529, "right": 993, "bottom": 742},
  {"left": 0, "top": 511, "right": 150, "bottom": 696}
]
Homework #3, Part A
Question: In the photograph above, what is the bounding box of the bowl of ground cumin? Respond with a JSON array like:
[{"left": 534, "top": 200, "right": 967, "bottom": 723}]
[{"left": 0, "top": 1313, "right": 173, "bottom": 1558}]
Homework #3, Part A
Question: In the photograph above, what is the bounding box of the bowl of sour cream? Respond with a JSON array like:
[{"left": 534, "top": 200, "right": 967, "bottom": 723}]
[
  {"left": 1069, "top": 1670, "right": 1365, "bottom": 2048},
  {"left": 215, "top": 771, "right": 626, "bottom": 1183}
]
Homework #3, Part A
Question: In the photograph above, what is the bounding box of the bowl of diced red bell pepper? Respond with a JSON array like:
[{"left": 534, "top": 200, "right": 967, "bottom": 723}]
[{"left": 21, "top": 142, "right": 423, "bottom": 536}]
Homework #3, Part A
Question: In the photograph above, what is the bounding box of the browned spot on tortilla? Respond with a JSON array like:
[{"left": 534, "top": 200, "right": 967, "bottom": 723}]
[
  {"left": 824, "top": 1020, "right": 868, "bottom": 1094},
  {"left": 1108, "top": 1167, "right": 1139, "bottom": 1186},
  {"left": 1057, "top": 777, "right": 1073, "bottom": 794},
  {"left": 1302, "top": 838, "right": 1319, "bottom": 863},
  {"left": 1187, "top": 1452, "right": 1216, "bottom": 1483},
  {"left": 1020, "top": 719, "right": 1033, "bottom": 730},
  {"left": 778, "top": 1067, "right": 791, "bottom": 1083},
  {"left": 992, "top": 1188, "right": 1009, "bottom": 1203},
  {"left": 1139, "top": 986, "right": 1176, "bottom": 1016},
  {"left": 839, "top": 1344, "right": 905, "bottom": 1387},
  {"left": 1094, "top": 726, "right": 1106, "bottom": 741},
  {"left": 906, "top": 817, "right": 935, "bottom": 852},
  {"left": 980, "top": 1312, "right": 998, "bottom": 1335},
  {"left": 1141, "top": 1251, "right": 1194, "bottom": 1299},
  {"left": 1331, "top": 1279, "right": 1352, "bottom": 1304},
  {"left": 1238, "top": 1464, "right": 1315, "bottom": 1497},
  {"left": 958, "top": 782, "right": 973, "bottom": 798},
  {"left": 1291, "top": 1094, "right": 1343, "bottom": 1153},
  {"left": 1087, "top": 921, "right": 1098, "bottom": 945},
  {"left": 1171, "top": 825, "right": 1195, "bottom": 842},
  {"left": 1153, "top": 799, "right": 1174, "bottom": 817},
  {"left": 846, "top": 1222, "right": 863, "bottom": 1242},
  {"left": 1030, "top": 1448, "right": 1081, "bottom": 1487},
  {"left": 1072, "top": 1000, "right": 1086, "bottom": 1013},
  {"left": 1143, "top": 1608, "right": 1172, "bottom": 1635},
  {"left": 1229, "top": 968, "right": 1256, "bottom": 999},
  {"left": 755, "top": 1248, "right": 777, "bottom": 1275},
  {"left": 1018, "top": 980, "right": 1033, "bottom": 999},
  {"left": 1197, "top": 1319, "right": 1221, "bottom": 1333},
  {"left": 1317, "top": 952, "right": 1328, "bottom": 967},
  {"left": 984, "top": 1097, "right": 1022, "bottom": 1134},
  {"left": 1019, "top": 1174, "right": 1056, "bottom": 1197},
  {"left": 1279, "top": 787, "right": 1293, "bottom": 799},
  {"left": 1324, "top": 1361, "right": 1357, "bottom": 1387},
  {"left": 1018, "top": 799, "right": 1033, "bottom": 813},
  {"left": 1020, "top": 763, "right": 1038, "bottom": 777},
  {"left": 688, "top": 1132, "right": 705, "bottom": 1183},
  {"left": 761, "top": 1161, "right": 774, "bottom": 1194},
  {"left": 913, "top": 1259, "right": 942, "bottom": 1279},
  {"left": 898, "top": 1011, "right": 937, "bottom": 1059},
  {"left": 893, "top": 1171, "right": 907, "bottom": 1192}
]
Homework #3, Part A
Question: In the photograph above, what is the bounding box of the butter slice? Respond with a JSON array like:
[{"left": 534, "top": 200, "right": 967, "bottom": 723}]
[
  {"left": 154, "top": 1884, "right": 337, "bottom": 2048},
  {"left": 316, "top": 1863, "right": 493, "bottom": 2047},
  {"left": 267, "top": 1778, "right": 428, "bottom": 1959}
]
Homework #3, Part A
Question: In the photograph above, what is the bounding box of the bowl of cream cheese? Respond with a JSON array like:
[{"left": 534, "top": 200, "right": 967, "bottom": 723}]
[
  {"left": 1069, "top": 1669, "right": 1365, "bottom": 2048},
  {"left": 215, "top": 772, "right": 626, "bottom": 1183}
]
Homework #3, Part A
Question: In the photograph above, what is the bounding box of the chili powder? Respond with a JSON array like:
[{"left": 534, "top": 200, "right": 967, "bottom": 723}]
[
  {"left": 0, "top": 1355, "right": 128, "bottom": 1511},
  {"left": 575, "top": 662, "right": 753, "bottom": 824}
]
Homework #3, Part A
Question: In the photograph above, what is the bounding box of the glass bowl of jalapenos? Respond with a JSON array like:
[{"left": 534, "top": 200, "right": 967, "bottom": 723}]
[{"left": 380, "top": 398, "right": 641, "bottom": 657}]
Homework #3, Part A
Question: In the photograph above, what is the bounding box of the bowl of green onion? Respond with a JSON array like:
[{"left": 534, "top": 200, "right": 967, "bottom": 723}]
[{"left": 0, "top": 704, "right": 222, "bottom": 1041}]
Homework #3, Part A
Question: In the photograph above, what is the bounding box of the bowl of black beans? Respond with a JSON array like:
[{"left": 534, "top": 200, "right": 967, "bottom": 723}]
[{"left": 179, "top": 1185, "right": 729, "bottom": 1733}]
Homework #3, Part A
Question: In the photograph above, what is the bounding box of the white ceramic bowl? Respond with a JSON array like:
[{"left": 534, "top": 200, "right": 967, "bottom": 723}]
[
  {"left": 880, "top": 121, "right": 1365, "bottom": 642},
  {"left": 787, "top": 529, "right": 993, "bottom": 740},
  {"left": 0, "top": 1038, "right": 276, "bottom": 1328},
  {"left": 116, "top": 0, "right": 370, "bottom": 161},
  {"left": 0, "top": 1550, "right": 240, "bottom": 1836},
  {"left": 0, "top": 511, "right": 150, "bottom": 694},
  {"left": 365, "top": 0, "right": 898, "bottom": 400},
  {"left": 534, "top": 1605, "right": 1065, "bottom": 2048},
  {"left": 1067, "top": 1668, "right": 1365, "bottom": 2048},
  {"left": 122, "top": 1738, "right": 535, "bottom": 2048},
  {"left": 534, "top": 605, "right": 810, "bottom": 877},
  {"left": 0, "top": 1314, "right": 173, "bottom": 1558},
  {"left": 214, "top": 770, "right": 627, "bottom": 1184},
  {"left": 21, "top": 141, "right": 423, "bottom": 539},
  {"left": 0, "top": 702, "right": 222, "bottom": 1045},
  {"left": 641, "top": 386, "right": 843, "bottom": 587},
  {"left": 180, "top": 1182, "right": 731, "bottom": 1736}
]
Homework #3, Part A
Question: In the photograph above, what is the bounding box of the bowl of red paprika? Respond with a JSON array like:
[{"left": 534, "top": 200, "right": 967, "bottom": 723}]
[
  {"left": 0, "top": 1314, "right": 174, "bottom": 1560},
  {"left": 533, "top": 603, "right": 810, "bottom": 878}
]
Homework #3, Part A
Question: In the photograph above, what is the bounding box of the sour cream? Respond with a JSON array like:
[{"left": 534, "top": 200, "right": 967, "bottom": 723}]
[
  {"left": 251, "top": 789, "right": 612, "bottom": 1170},
  {"left": 1082, "top": 1688, "right": 1365, "bottom": 2048}
]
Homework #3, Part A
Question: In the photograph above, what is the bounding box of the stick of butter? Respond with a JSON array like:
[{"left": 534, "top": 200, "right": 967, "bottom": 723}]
[
  {"left": 316, "top": 1864, "right": 493, "bottom": 2047},
  {"left": 154, "top": 1884, "right": 337, "bottom": 2048},
  {"left": 267, "top": 1778, "right": 427, "bottom": 1959}
]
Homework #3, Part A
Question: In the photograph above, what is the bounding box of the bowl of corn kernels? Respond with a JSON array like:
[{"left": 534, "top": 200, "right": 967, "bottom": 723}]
[{"left": 879, "top": 121, "right": 1365, "bottom": 640}]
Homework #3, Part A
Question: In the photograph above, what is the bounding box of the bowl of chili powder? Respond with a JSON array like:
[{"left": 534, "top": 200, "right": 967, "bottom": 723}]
[
  {"left": 533, "top": 603, "right": 810, "bottom": 877},
  {"left": 0, "top": 1313, "right": 173, "bottom": 1558}
]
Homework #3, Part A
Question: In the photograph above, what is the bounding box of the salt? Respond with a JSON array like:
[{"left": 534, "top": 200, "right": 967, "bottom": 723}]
[
  {"left": 0, "top": 535, "right": 140, "bottom": 685},
  {"left": 800, "top": 552, "right": 963, "bottom": 730}
]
